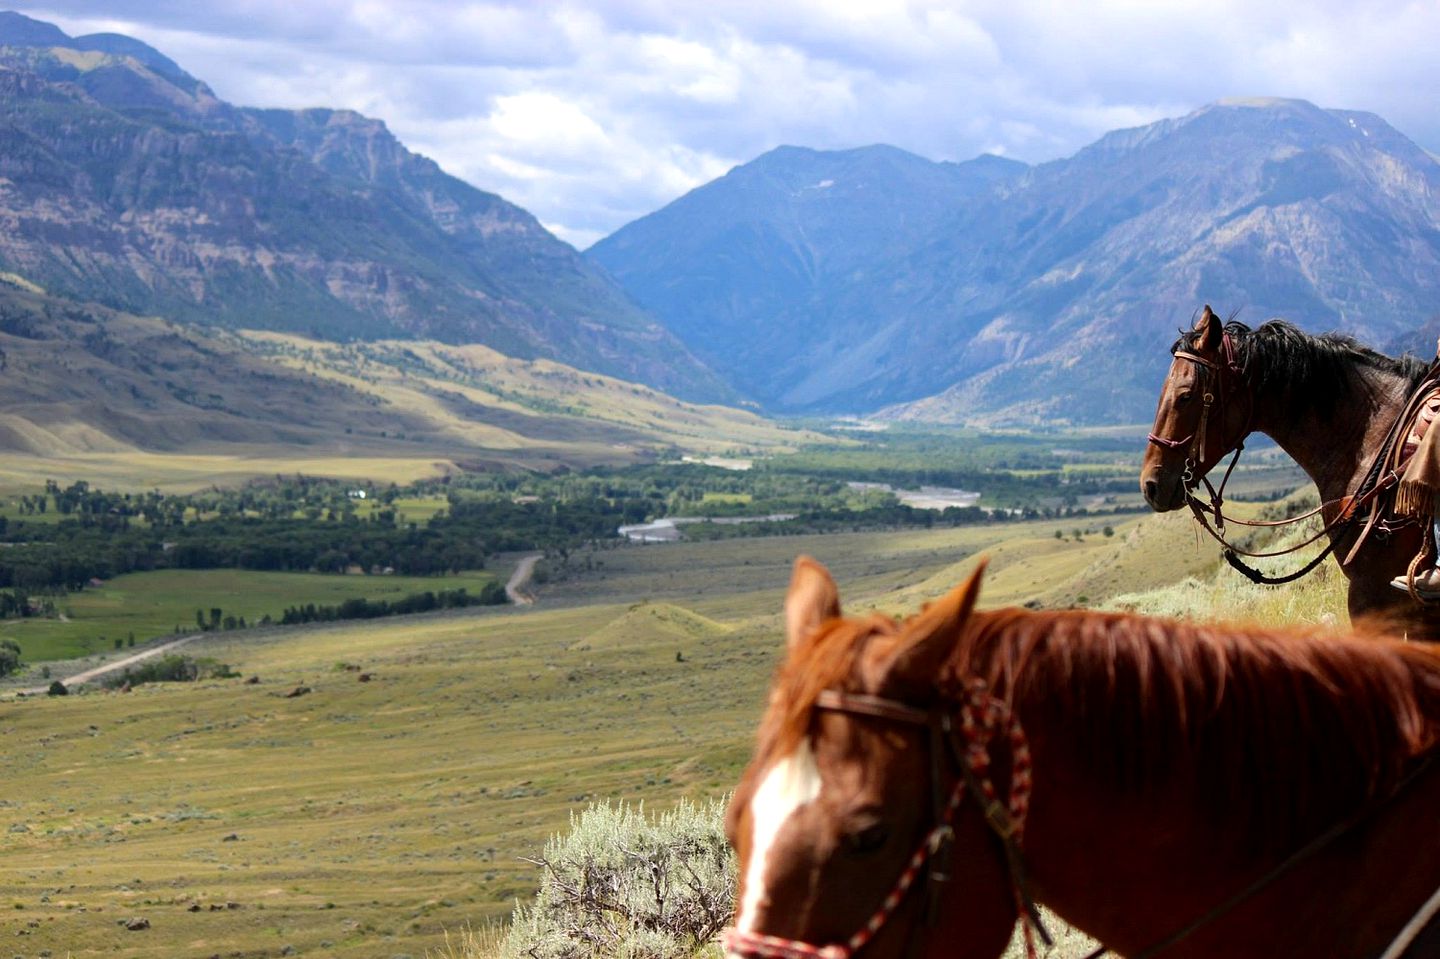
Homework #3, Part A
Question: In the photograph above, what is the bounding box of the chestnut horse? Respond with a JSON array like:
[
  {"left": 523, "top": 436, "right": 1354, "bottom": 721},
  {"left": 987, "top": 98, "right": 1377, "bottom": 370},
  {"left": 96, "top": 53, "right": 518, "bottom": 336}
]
[
  {"left": 724, "top": 557, "right": 1440, "bottom": 959},
  {"left": 1141, "top": 306, "right": 1440, "bottom": 640}
]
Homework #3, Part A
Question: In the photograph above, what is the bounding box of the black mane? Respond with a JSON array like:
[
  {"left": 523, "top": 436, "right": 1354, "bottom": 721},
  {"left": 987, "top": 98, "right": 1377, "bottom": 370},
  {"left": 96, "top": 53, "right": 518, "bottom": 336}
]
[{"left": 1172, "top": 319, "right": 1428, "bottom": 417}]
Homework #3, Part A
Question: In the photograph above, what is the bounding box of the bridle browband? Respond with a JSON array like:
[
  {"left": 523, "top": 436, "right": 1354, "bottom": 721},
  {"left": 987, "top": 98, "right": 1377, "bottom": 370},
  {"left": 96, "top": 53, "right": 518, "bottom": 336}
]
[{"left": 722, "top": 682, "right": 1052, "bottom": 959}]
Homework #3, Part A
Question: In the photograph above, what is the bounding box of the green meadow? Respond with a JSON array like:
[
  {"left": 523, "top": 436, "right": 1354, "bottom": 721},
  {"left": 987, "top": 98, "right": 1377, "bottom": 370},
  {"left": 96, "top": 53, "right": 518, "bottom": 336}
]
[{"left": 0, "top": 568, "right": 498, "bottom": 663}]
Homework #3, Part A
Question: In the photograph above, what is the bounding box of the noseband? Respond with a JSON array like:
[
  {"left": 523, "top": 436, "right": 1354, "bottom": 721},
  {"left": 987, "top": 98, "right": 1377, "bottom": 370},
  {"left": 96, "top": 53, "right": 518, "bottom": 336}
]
[{"left": 723, "top": 682, "right": 1051, "bottom": 959}]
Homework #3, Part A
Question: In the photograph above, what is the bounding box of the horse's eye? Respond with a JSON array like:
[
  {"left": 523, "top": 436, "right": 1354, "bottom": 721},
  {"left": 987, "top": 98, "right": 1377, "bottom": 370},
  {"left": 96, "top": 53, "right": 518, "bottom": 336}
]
[
  {"left": 1175, "top": 390, "right": 1193, "bottom": 406},
  {"left": 843, "top": 822, "right": 890, "bottom": 856}
]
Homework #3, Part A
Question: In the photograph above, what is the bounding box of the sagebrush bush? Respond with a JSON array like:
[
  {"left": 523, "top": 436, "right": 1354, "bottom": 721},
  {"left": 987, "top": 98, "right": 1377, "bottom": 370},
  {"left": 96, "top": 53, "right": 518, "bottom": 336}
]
[{"left": 498, "top": 798, "right": 735, "bottom": 959}]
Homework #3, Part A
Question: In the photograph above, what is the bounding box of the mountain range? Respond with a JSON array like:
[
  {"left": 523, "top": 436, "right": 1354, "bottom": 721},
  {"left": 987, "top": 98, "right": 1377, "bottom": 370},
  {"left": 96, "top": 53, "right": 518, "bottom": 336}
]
[
  {"left": 591, "top": 98, "right": 1440, "bottom": 423},
  {"left": 0, "top": 11, "right": 730, "bottom": 404},
  {"left": 4, "top": 10, "right": 1440, "bottom": 430}
]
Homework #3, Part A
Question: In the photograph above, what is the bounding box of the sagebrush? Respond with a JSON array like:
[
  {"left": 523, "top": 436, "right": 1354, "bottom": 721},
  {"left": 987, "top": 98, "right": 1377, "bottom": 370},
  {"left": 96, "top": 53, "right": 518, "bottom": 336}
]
[{"left": 498, "top": 799, "right": 735, "bottom": 959}]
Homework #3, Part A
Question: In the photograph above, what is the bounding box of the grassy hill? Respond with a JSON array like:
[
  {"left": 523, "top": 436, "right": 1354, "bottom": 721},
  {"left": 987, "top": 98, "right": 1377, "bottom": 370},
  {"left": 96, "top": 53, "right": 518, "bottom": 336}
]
[
  {"left": 0, "top": 507, "right": 1319, "bottom": 958},
  {"left": 0, "top": 283, "right": 811, "bottom": 492}
]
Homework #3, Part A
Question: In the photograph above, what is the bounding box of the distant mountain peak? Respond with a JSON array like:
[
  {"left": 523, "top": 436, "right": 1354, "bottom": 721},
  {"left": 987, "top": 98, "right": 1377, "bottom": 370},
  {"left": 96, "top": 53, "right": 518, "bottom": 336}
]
[
  {"left": 0, "top": 10, "right": 732, "bottom": 403},
  {"left": 0, "top": 10, "right": 69, "bottom": 46},
  {"left": 0, "top": 10, "right": 206, "bottom": 98},
  {"left": 72, "top": 31, "right": 195, "bottom": 86},
  {"left": 1212, "top": 95, "right": 1324, "bottom": 113}
]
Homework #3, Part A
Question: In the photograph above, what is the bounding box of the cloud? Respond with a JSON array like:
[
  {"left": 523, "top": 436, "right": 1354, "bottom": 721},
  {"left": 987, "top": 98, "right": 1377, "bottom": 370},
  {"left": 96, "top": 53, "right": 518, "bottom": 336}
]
[{"left": 18, "top": 1, "right": 1440, "bottom": 247}]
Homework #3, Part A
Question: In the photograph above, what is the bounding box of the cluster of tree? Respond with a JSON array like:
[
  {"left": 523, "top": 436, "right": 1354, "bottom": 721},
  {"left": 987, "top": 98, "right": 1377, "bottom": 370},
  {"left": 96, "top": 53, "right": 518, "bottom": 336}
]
[
  {"left": 101, "top": 654, "right": 237, "bottom": 689},
  {"left": 0, "top": 427, "right": 1151, "bottom": 599},
  {"left": 0, "top": 513, "right": 486, "bottom": 591},
  {"left": 277, "top": 584, "right": 505, "bottom": 625},
  {"left": 0, "top": 587, "right": 46, "bottom": 620}
]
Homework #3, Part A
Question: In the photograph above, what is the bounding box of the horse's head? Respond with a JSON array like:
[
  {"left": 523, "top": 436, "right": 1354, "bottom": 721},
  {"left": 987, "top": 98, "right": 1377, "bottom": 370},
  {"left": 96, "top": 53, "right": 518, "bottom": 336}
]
[
  {"left": 724, "top": 558, "right": 1019, "bottom": 959},
  {"left": 1141, "top": 305, "right": 1251, "bottom": 511}
]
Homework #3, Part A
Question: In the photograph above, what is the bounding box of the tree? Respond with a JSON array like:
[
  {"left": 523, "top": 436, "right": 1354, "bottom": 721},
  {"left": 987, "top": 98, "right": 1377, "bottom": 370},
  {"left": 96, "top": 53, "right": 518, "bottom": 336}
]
[{"left": 0, "top": 639, "right": 19, "bottom": 677}]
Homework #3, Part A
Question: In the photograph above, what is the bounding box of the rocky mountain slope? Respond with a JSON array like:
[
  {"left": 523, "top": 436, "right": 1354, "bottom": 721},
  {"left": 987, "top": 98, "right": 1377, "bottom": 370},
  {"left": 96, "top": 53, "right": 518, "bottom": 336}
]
[
  {"left": 592, "top": 98, "right": 1440, "bottom": 422},
  {"left": 0, "top": 12, "right": 730, "bottom": 403}
]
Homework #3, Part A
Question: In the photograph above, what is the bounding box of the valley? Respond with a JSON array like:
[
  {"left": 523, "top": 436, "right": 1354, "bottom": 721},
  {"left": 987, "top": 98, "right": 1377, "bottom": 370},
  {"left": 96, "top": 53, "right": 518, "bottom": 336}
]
[
  {"left": 0, "top": 420, "right": 1320, "bottom": 959},
  {"left": 0, "top": 504, "right": 1312, "bottom": 959}
]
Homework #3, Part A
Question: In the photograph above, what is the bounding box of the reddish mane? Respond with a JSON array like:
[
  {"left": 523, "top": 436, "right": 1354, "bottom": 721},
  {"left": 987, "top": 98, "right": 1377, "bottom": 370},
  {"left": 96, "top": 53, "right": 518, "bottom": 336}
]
[
  {"left": 755, "top": 612, "right": 898, "bottom": 763},
  {"left": 762, "top": 600, "right": 1440, "bottom": 850},
  {"left": 960, "top": 608, "right": 1440, "bottom": 847}
]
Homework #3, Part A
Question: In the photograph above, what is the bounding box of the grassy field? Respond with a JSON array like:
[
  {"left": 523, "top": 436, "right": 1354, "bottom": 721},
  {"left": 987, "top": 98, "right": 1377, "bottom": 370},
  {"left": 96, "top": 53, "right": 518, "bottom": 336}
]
[
  {"left": 0, "top": 568, "right": 498, "bottom": 663},
  {"left": 0, "top": 501, "right": 1353, "bottom": 959},
  {"left": 0, "top": 510, "right": 1253, "bottom": 959}
]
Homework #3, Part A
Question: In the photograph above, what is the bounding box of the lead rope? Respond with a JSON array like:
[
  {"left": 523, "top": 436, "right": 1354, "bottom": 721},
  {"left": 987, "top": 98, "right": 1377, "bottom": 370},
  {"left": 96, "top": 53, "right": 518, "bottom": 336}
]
[{"left": 958, "top": 687, "right": 1046, "bottom": 958}]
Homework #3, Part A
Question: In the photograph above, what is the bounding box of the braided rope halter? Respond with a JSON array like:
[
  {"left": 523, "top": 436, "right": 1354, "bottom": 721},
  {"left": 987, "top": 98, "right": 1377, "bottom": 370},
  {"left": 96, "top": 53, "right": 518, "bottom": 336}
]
[{"left": 723, "top": 681, "right": 1048, "bottom": 959}]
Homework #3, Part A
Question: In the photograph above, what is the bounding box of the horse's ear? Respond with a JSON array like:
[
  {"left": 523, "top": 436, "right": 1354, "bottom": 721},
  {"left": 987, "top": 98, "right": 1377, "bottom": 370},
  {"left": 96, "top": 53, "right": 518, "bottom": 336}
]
[
  {"left": 1194, "top": 304, "right": 1222, "bottom": 351},
  {"left": 785, "top": 555, "right": 840, "bottom": 652},
  {"left": 881, "top": 558, "right": 987, "bottom": 690}
]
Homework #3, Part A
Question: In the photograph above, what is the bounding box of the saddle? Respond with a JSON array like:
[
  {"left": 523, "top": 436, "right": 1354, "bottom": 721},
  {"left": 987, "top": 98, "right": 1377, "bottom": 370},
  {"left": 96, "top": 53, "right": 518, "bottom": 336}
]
[{"left": 1344, "top": 362, "right": 1440, "bottom": 569}]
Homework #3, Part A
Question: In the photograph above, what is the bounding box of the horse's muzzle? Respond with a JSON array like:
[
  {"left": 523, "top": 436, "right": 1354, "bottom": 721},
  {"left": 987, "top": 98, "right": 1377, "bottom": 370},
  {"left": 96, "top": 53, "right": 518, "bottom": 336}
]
[{"left": 1141, "top": 471, "right": 1186, "bottom": 512}]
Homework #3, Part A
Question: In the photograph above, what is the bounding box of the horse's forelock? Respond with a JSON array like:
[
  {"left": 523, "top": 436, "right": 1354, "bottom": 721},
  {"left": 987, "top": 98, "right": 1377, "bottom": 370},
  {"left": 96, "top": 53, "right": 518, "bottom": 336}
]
[{"left": 757, "top": 613, "right": 901, "bottom": 764}]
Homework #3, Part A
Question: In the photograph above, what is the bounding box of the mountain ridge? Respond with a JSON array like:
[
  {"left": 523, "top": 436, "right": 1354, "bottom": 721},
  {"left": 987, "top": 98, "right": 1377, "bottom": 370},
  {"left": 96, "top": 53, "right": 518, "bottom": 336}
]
[
  {"left": 592, "top": 97, "right": 1440, "bottom": 422},
  {"left": 0, "top": 11, "right": 732, "bottom": 403}
]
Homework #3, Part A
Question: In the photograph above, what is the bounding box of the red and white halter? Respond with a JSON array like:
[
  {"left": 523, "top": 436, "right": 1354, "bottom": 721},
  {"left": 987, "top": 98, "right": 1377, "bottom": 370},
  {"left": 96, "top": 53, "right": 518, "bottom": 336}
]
[{"left": 723, "top": 681, "right": 1046, "bottom": 959}]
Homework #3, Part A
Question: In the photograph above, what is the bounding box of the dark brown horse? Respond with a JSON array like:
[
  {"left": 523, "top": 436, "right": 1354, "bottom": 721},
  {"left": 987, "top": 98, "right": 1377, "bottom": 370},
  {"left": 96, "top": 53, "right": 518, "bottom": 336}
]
[
  {"left": 724, "top": 557, "right": 1440, "bottom": 959},
  {"left": 1141, "top": 306, "right": 1440, "bottom": 640}
]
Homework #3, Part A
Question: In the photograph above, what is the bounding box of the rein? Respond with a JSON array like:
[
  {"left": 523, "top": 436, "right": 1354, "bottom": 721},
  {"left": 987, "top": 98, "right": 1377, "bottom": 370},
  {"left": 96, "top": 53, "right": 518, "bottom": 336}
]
[
  {"left": 1080, "top": 750, "right": 1440, "bottom": 959},
  {"left": 722, "top": 683, "right": 1052, "bottom": 959}
]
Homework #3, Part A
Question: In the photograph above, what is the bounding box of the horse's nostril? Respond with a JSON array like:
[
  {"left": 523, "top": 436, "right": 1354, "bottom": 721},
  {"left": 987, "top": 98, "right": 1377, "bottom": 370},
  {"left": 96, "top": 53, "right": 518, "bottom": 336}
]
[{"left": 1143, "top": 479, "right": 1159, "bottom": 503}]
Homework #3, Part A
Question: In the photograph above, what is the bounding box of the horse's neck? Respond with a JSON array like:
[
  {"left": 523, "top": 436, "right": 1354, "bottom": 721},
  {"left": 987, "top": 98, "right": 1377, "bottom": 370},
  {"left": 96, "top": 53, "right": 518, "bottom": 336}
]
[
  {"left": 1017, "top": 710, "right": 1440, "bottom": 959},
  {"left": 1018, "top": 717, "right": 1250, "bottom": 953},
  {"left": 1249, "top": 362, "right": 1412, "bottom": 502}
]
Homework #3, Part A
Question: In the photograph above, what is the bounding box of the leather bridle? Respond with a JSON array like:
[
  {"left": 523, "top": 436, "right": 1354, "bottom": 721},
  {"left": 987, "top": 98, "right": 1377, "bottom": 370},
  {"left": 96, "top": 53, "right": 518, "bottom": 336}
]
[
  {"left": 1147, "top": 331, "right": 1253, "bottom": 525},
  {"left": 722, "top": 682, "right": 1052, "bottom": 959}
]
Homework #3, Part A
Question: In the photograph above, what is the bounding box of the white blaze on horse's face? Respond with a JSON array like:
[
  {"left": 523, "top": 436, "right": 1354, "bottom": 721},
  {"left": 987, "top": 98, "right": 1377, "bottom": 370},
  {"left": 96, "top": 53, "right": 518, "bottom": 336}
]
[{"left": 737, "top": 738, "right": 823, "bottom": 932}]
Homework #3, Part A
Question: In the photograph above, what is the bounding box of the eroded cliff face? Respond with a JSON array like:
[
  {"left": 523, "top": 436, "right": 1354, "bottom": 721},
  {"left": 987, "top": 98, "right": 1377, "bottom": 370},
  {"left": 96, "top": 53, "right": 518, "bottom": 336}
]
[{"left": 0, "top": 14, "right": 731, "bottom": 404}]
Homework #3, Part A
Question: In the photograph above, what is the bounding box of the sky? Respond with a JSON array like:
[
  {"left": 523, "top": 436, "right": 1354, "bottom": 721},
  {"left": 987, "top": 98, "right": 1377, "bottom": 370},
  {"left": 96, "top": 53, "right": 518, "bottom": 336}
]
[{"left": 17, "top": 1, "right": 1440, "bottom": 248}]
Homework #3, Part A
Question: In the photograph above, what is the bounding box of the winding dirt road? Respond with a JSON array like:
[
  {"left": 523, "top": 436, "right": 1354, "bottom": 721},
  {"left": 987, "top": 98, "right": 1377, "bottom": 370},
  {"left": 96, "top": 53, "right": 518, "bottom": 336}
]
[
  {"left": 506, "top": 552, "right": 543, "bottom": 605},
  {"left": 15, "top": 633, "right": 201, "bottom": 696}
]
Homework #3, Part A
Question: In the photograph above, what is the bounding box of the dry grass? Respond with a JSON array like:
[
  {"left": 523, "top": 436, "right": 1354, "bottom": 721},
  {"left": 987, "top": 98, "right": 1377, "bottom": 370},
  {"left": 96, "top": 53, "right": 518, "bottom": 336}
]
[{"left": 1, "top": 506, "right": 1350, "bottom": 959}]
